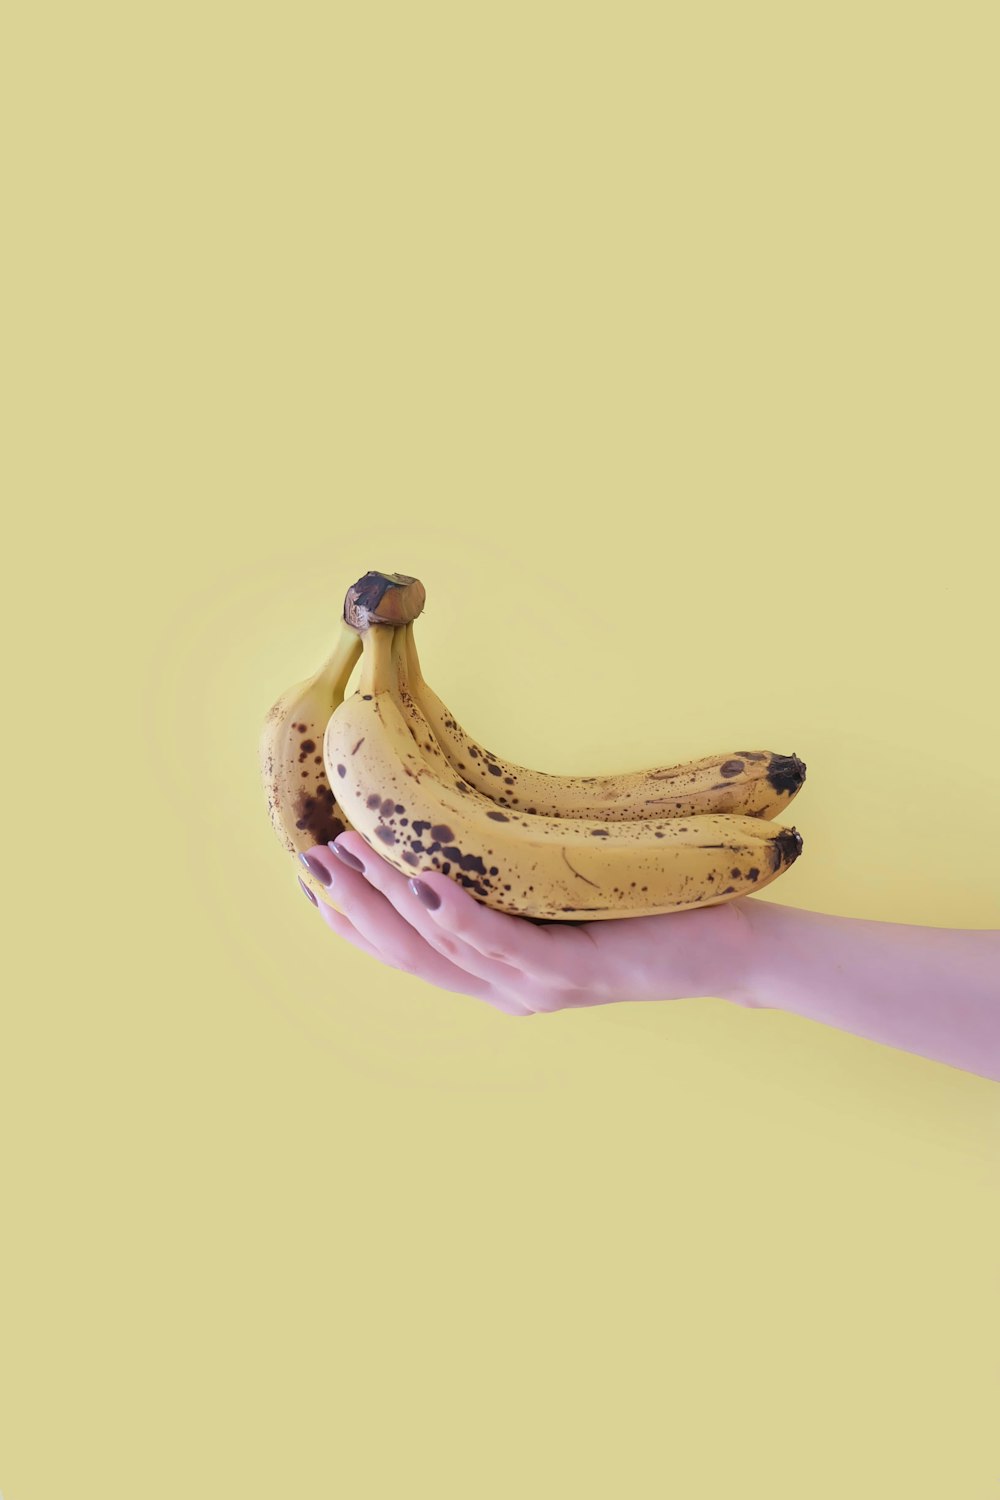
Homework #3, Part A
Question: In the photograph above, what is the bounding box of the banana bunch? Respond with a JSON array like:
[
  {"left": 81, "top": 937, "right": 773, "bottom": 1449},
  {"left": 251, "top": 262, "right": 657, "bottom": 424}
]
[{"left": 321, "top": 620, "right": 805, "bottom": 922}]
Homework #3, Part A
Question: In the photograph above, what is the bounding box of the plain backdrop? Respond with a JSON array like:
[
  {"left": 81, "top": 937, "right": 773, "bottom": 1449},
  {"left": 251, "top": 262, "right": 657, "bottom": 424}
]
[{"left": 3, "top": 4, "right": 999, "bottom": 1498}]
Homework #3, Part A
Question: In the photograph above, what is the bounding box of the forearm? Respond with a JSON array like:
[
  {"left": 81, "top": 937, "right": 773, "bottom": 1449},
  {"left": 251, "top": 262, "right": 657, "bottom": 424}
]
[{"left": 737, "top": 900, "right": 1000, "bottom": 1081}]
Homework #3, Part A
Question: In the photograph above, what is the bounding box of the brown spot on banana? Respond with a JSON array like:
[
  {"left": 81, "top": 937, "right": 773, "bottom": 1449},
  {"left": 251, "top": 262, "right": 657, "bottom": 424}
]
[{"left": 292, "top": 783, "right": 347, "bottom": 845}]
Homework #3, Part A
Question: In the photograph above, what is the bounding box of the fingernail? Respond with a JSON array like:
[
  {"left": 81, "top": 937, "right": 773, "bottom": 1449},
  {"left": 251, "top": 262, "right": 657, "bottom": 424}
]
[
  {"left": 408, "top": 878, "right": 440, "bottom": 911},
  {"left": 329, "top": 840, "right": 365, "bottom": 872},
  {"left": 298, "top": 875, "right": 319, "bottom": 905},
  {"left": 299, "top": 851, "right": 333, "bottom": 887}
]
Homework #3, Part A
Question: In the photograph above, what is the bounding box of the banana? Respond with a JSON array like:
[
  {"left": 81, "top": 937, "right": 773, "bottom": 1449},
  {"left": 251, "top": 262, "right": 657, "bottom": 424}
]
[
  {"left": 398, "top": 621, "right": 806, "bottom": 822},
  {"left": 390, "top": 627, "right": 480, "bottom": 793},
  {"left": 324, "top": 623, "right": 803, "bottom": 922},
  {"left": 259, "top": 616, "right": 363, "bottom": 905}
]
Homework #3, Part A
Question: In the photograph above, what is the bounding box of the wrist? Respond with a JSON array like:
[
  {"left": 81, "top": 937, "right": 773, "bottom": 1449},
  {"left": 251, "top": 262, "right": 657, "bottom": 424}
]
[
  {"left": 660, "top": 898, "right": 773, "bottom": 1009},
  {"left": 722, "top": 897, "right": 783, "bottom": 1009}
]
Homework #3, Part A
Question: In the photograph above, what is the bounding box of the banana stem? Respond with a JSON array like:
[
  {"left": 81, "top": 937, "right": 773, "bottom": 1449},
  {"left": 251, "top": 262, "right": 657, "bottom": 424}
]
[
  {"left": 402, "top": 621, "right": 425, "bottom": 690},
  {"left": 358, "top": 622, "right": 397, "bottom": 697},
  {"left": 317, "top": 618, "right": 364, "bottom": 693},
  {"left": 390, "top": 627, "right": 410, "bottom": 699}
]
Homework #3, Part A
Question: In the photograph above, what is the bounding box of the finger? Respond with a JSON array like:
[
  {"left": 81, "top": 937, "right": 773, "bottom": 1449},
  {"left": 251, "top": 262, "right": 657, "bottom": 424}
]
[
  {"left": 302, "top": 846, "right": 532, "bottom": 1014},
  {"left": 313, "top": 894, "right": 389, "bottom": 964},
  {"left": 331, "top": 832, "right": 532, "bottom": 993},
  {"left": 391, "top": 864, "right": 595, "bottom": 993}
]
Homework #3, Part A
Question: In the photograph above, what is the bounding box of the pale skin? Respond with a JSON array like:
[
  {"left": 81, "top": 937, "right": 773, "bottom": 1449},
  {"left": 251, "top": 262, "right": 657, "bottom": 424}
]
[{"left": 297, "top": 833, "right": 1000, "bottom": 1084}]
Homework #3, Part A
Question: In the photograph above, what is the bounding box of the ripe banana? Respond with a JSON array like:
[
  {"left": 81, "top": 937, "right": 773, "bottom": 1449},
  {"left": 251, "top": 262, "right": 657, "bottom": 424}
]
[
  {"left": 259, "top": 617, "right": 363, "bottom": 905},
  {"left": 398, "top": 621, "right": 806, "bottom": 822},
  {"left": 324, "top": 623, "right": 803, "bottom": 922},
  {"left": 390, "top": 627, "right": 481, "bottom": 793}
]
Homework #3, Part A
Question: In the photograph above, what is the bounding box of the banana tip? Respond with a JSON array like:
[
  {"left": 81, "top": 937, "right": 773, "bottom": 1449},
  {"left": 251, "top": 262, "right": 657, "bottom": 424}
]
[
  {"left": 774, "top": 827, "right": 804, "bottom": 868},
  {"left": 767, "top": 753, "right": 807, "bottom": 795}
]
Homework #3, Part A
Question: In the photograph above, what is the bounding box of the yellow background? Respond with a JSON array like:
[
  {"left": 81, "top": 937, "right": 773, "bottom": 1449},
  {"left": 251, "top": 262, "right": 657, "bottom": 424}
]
[{"left": 3, "top": 4, "right": 998, "bottom": 1497}]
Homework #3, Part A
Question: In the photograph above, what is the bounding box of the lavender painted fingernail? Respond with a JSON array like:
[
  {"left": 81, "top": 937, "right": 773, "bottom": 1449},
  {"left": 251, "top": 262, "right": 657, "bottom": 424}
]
[
  {"left": 298, "top": 875, "right": 319, "bottom": 906},
  {"left": 299, "top": 851, "right": 333, "bottom": 887},
  {"left": 408, "top": 878, "right": 440, "bottom": 911},
  {"left": 329, "top": 840, "right": 365, "bottom": 872}
]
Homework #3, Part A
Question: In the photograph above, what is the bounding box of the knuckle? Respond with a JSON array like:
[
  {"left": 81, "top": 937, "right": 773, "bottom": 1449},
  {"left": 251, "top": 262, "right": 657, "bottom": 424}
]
[
  {"left": 555, "top": 987, "right": 596, "bottom": 1009},
  {"left": 518, "top": 987, "right": 563, "bottom": 1014}
]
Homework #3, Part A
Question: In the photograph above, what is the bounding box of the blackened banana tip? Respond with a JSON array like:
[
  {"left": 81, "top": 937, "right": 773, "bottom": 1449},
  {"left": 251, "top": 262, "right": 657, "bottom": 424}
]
[
  {"left": 775, "top": 827, "right": 804, "bottom": 866},
  {"left": 768, "top": 827, "right": 804, "bottom": 871},
  {"left": 767, "top": 753, "right": 807, "bottom": 795}
]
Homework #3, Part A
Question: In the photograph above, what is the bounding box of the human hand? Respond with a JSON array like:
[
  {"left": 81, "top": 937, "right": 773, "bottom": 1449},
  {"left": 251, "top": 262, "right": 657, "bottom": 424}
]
[{"left": 296, "top": 831, "right": 756, "bottom": 1016}]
